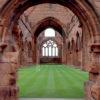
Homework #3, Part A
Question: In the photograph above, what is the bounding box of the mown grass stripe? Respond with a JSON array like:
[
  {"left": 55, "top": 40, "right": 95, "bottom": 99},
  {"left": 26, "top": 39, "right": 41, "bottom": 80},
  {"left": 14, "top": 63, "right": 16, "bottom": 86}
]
[
  {"left": 17, "top": 64, "right": 88, "bottom": 98},
  {"left": 18, "top": 66, "right": 46, "bottom": 97},
  {"left": 57, "top": 66, "right": 85, "bottom": 98},
  {"left": 23, "top": 66, "right": 48, "bottom": 98}
]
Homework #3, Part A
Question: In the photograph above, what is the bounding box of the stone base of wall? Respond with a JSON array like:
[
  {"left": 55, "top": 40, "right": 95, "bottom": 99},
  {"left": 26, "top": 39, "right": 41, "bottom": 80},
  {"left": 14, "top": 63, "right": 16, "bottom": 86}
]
[
  {"left": 0, "top": 86, "right": 18, "bottom": 100},
  {"left": 85, "top": 79, "right": 100, "bottom": 100},
  {"left": 85, "top": 81, "right": 94, "bottom": 100}
]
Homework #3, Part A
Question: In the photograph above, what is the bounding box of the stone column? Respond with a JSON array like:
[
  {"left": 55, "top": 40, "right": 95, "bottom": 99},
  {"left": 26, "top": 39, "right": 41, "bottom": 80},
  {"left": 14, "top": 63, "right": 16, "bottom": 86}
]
[
  {"left": 32, "top": 37, "right": 37, "bottom": 64},
  {"left": 62, "top": 38, "right": 67, "bottom": 64},
  {"left": 0, "top": 43, "right": 19, "bottom": 100},
  {"left": 85, "top": 43, "right": 100, "bottom": 100},
  {"left": 36, "top": 43, "right": 40, "bottom": 64}
]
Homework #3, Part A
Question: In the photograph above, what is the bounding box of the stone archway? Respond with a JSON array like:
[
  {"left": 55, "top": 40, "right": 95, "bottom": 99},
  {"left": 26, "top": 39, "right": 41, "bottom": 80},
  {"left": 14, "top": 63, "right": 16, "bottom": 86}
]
[
  {"left": 0, "top": 1, "right": 100, "bottom": 100},
  {"left": 30, "top": 17, "right": 67, "bottom": 64}
]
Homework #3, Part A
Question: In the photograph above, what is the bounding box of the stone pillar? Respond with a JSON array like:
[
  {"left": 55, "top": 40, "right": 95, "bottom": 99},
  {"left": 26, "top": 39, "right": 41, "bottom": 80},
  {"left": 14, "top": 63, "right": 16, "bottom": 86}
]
[
  {"left": 0, "top": 63, "right": 18, "bottom": 100},
  {"left": 62, "top": 38, "right": 67, "bottom": 64},
  {"left": 36, "top": 43, "right": 40, "bottom": 64},
  {"left": 32, "top": 37, "right": 37, "bottom": 64},
  {"left": 85, "top": 43, "right": 100, "bottom": 100},
  {"left": 0, "top": 43, "right": 19, "bottom": 100}
]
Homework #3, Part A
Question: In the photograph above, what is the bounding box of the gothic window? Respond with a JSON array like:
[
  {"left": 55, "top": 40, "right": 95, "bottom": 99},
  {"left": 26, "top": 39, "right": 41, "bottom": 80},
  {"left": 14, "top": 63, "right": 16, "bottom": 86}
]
[
  {"left": 42, "top": 40, "right": 58, "bottom": 57},
  {"left": 76, "top": 32, "right": 81, "bottom": 51},
  {"left": 71, "top": 39, "right": 75, "bottom": 51},
  {"left": 44, "top": 28, "right": 55, "bottom": 37},
  {"left": 68, "top": 42, "right": 70, "bottom": 50}
]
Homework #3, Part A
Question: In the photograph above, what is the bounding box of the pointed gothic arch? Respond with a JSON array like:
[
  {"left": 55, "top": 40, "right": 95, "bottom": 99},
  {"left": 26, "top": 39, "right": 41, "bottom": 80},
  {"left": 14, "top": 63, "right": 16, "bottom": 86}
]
[{"left": 0, "top": 1, "right": 99, "bottom": 100}]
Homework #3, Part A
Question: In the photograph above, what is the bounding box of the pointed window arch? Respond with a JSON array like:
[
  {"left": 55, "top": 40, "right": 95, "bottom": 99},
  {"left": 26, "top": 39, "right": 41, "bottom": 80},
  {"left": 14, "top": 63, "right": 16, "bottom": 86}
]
[
  {"left": 44, "top": 28, "right": 55, "bottom": 37},
  {"left": 76, "top": 32, "right": 81, "bottom": 51},
  {"left": 42, "top": 40, "right": 58, "bottom": 57}
]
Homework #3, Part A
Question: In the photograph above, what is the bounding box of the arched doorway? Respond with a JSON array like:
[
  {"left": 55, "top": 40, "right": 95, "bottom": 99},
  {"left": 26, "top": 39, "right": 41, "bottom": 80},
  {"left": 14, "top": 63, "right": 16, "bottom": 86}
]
[
  {"left": 31, "top": 17, "right": 67, "bottom": 64},
  {"left": 0, "top": 1, "right": 100, "bottom": 100}
]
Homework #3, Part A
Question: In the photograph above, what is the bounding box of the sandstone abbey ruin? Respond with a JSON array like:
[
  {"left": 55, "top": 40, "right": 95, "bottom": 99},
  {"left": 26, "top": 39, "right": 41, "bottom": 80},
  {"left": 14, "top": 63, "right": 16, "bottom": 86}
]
[{"left": 0, "top": 0, "right": 100, "bottom": 100}]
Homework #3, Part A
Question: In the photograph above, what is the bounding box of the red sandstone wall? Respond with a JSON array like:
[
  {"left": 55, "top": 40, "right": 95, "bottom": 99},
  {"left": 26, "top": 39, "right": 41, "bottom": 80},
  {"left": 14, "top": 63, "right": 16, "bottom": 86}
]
[{"left": 17, "top": 4, "right": 83, "bottom": 68}]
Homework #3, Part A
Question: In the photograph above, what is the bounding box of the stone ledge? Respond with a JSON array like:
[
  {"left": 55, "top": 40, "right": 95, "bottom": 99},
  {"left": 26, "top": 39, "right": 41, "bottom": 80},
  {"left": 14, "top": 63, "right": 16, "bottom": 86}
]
[{"left": 90, "top": 43, "right": 100, "bottom": 53}]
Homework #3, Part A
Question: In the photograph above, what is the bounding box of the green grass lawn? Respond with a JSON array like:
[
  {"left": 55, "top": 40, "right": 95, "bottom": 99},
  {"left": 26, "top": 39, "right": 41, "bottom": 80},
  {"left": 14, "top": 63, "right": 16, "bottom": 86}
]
[{"left": 17, "top": 64, "right": 88, "bottom": 98}]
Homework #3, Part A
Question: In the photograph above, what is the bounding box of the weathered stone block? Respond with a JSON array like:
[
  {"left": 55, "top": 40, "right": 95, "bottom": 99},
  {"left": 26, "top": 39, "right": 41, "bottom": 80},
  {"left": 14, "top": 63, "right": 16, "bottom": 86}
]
[
  {"left": 85, "top": 81, "right": 94, "bottom": 100},
  {"left": 91, "top": 82, "right": 100, "bottom": 100},
  {"left": 0, "top": 86, "right": 18, "bottom": 100},
  {"left": 0, "top": 63, "right": 17, "bottom": 74},
  {"left": 0, "top": 73, "right": 17, "bottom": 86}
]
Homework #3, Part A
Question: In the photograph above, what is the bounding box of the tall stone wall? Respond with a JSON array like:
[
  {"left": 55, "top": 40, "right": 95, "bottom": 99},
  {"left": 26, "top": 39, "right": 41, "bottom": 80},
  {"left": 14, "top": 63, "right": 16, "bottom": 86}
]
[
  {"left": 18, "top": 15, "right": 33, "bottom": 66},
  {"left": 0, "top": 1, "right": 99, "bottom": 100}
]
